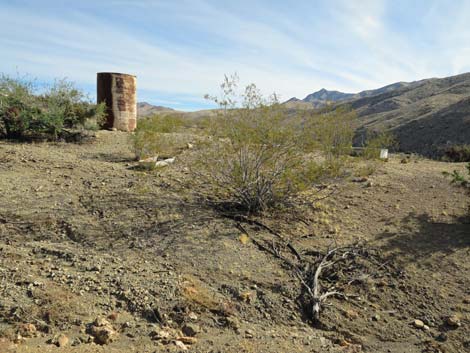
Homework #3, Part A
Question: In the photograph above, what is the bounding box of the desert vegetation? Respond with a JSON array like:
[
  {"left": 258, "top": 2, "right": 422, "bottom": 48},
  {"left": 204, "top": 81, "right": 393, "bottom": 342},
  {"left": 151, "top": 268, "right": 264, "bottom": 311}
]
[
  {"left": 130, "top": 113, "right": 185, "bottom": 160},
  {"left": 0, "top": 75, "right": 105, "bottom": 141},
  {"left": 443, "top": 144, "right": 470, "bottom": 162},
  {"left": 197, "top": 76, "right": 356, "bottom": 212},
  {"left": 1, "top": 73, "right": 469, "bottom": 353}
]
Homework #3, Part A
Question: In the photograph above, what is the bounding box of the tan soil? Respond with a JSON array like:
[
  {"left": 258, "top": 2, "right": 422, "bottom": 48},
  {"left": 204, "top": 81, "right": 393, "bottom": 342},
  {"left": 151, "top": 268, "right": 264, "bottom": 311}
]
[{"left": 0, "top": 131, "right": 469, "bottom": 353}]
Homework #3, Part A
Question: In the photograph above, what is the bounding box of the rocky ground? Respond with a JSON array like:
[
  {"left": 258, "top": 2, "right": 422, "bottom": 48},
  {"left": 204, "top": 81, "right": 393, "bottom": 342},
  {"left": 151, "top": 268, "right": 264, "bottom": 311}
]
[{"left": 0, "top": 131, "right": 469, "bottom": 353}]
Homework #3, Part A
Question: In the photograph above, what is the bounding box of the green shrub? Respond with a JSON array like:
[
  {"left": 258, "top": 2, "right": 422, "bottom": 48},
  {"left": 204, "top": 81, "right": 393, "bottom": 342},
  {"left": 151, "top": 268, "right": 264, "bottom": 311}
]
[
  {"left": 444, "top": 163, "right": 470, "bottom": 188},
  {"left": 0, "top": 75, "right": 105, "bottom": 140},
  {"left": 443, "top": 145, "right": 470, "bottom": 162},
  {"left": 361, "top": 130, "right": 396, "bottom": 160},
  {"left": 130, "top": 114, "right": 184, "bottom": 160},
  {"left": 444, "top": 163, "right": 470, "bottom": 214},
  {"left": 197, "top": 75, "right": 356, "bottom": 213}
]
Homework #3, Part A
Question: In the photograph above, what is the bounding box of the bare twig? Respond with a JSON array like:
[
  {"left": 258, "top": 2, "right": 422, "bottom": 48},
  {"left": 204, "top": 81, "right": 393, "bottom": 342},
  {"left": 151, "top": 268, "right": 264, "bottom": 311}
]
[{"left": 226, "top": 214, "right": 302, "bottom": 262}]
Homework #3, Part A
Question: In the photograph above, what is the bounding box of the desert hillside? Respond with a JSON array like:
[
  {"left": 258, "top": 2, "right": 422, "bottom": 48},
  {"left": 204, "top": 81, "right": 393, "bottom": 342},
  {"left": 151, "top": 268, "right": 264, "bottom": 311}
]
[
  {"left": 348, "top": 73, "right": 470, "bottom": 157},
  {"left": 137, "top": 102, "right": 176, "bottom": 117},
  {"left": 141, "top": 72, "right": 470, "bottom": 158},
  {"left": 0, "top": 131, "right": 468, "bottom": 353},
  {"left": 285, "top": 73, "right": 470, "bottom": 157}
]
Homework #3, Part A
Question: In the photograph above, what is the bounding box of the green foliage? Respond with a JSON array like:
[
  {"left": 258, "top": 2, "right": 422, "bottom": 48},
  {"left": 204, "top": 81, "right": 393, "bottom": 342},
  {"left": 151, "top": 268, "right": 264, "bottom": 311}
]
[
  {"left": 303, "top": 106, "right": 356, "bottom": 160},
  {"left": 130, "top": 114, "right": 184, "bottom": 160},
  {"left": 198, "top": 75, "right": 356, "bottom": 213},
  {"left": 361, "top": 130, "right": 396, "bottom": 160},
  {"left": 443, "top": 163, "right": 470, "bottom": 188},
  {"left": 443, "top": 144, "right": 470, "bottom": 162},
  {"left": 444, "top": 163, "right": 470, "bottom": 214},
  {"left": 0, "top": 74, "right": 105, "bottom": 140}
]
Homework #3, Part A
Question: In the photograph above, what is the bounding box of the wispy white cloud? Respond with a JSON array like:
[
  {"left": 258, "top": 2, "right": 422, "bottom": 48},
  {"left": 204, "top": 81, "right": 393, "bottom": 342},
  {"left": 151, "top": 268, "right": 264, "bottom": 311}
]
[{"left": 1, "top": 0, "right": 470, "bottom": 110}]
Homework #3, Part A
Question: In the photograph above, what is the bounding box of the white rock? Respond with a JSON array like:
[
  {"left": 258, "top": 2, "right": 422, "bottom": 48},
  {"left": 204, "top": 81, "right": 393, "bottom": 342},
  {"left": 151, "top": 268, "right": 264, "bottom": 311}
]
[
  {"left": 413, "top": 319, "right": 424, "bottom": 329},
  {"left": 155, "top": 157, "right": 175, "bottom": 168}
]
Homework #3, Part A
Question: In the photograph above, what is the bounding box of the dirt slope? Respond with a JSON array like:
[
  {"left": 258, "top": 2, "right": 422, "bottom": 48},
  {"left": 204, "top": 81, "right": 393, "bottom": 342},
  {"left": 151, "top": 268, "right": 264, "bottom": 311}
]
[{"left": 0, "top": 132, "right": 469, "bottom": 352}]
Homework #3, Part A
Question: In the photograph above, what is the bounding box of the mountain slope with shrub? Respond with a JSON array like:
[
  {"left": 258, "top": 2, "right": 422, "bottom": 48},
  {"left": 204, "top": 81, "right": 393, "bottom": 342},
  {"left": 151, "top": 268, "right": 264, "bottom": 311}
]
[
  {"left": 286, "top": 73, "right": 470, "bottom": 158},
  {"left": 348, "top": 72, "right": 470, "bottom": 157}
]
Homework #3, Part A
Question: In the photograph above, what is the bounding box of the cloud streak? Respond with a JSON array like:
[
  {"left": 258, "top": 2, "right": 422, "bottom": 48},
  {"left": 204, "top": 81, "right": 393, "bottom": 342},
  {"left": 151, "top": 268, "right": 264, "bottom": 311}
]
[{"left": 1, "top": 0, "right": 470, "bottom": 110}]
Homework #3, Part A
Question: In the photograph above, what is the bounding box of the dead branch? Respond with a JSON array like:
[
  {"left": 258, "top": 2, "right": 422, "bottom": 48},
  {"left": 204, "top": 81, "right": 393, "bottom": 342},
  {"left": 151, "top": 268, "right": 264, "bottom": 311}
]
[
  {"left": 226, "top": 213, "right": 302, "bottom": 262},
  {"left": 231, "top": 218, "right": 389, "bottom": 324},
  {"left": 297, "top": 245, "right": 367, "bottom": 322}
]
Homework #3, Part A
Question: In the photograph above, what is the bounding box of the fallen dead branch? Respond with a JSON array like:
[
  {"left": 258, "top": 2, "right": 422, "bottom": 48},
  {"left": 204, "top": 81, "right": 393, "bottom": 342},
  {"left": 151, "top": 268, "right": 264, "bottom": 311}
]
[
  {"left": 232, "top": 218, "right": 392, "bottom": 323},
  {"left": 296, "top": 246, "right": 365, "bottom": 322}
]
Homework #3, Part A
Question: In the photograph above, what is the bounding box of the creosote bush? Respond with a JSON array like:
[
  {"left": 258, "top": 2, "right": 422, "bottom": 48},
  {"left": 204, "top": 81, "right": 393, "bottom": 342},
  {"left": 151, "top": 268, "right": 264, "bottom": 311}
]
[
  {"left": 361, "top": 129, "right": 396, "bottom": 160},
  {"left": 197, "top": 75, "right": 356, "bottom": 213},
  {"left": 443, "top": 144, "right": 470, "bottom": 162},
  {"left": 444, "top": 163, "right": 470, "bottom": 214},
  {"left": 353, "top": 129, "right": 396, "bottom": 176},
  {"left": 130, "top": 114, "right": 184, "bottom": 160},
  {"left": 0, "top": 74, "right": 105, "bottom": 140},
  {"left": 444, "top": 164, "right": 470, "bottom": 188}
]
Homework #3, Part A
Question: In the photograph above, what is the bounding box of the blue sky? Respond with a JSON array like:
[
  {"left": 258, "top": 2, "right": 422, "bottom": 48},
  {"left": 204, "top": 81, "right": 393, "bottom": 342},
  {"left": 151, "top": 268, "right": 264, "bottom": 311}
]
[{"left": 1, "top": 0, "right": 470, "bottom": 111}]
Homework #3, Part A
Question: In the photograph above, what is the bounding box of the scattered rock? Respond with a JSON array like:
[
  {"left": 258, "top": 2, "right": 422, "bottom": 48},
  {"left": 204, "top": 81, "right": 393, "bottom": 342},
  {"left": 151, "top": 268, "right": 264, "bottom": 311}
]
[
  {"left": 245, "top": 329, "right": 254, "bottom": 338},
  {"left": 150, "top": 329, "right": 171, "bottom": 341},
  {"left": 376, "top": 279, "right": 387, "bottom": 287},
  {"left": 56, "top": 334, "right": 69, "bottom": 347},
  {"left": 225, "top": 316, "right": 240, "bottom": 330},
  {"left": 108, "top": 312, "right": 118, "bottom": 321},
  {"left": 413, "top": 319, "right": 425, "bottom": 329},
  {"left": 122, "top": 321, "right": 133, "bottom": 329},
  {"left": 352, "top": 177, "right": 368, "bottom": 183},
  {"left": 18, "top": 323, "right": 36, "bottom": 337},
  {"left": 423, "top": 325, "right": 430, "bottom": 331},
  {"left": 239, "top": 291, "right": 253, "bottom": 303},
  {"left": 446, "top": 315, "right": 461, "bottom": 328},
  {"left": 464, "top": 297, "right": 470, "bottom": 304},
  {"left": 182, "top": 323, "right": 200, "bottom": 337},
  {"left": 188, "top": 312, "right": 198, "bottom": 321},
  {"left": 239, "top": 234, "right": 249, "bottom": 245},
  {"left": 89, "top": 318, "right": 118, "bottom": 345},
  {"left": 345, "top": 309, "right": 359, "bottom": 320},
  {"left": 138, "top": 156, "right": 176, "bottom": 168},
  {"left": 186, "top": 143, "right": 194, "bottom": 149},
  {"left": 14, "top": 334, "right": 26, "bottom": 344},
  {"left": 372, "top": 314, "right": 381, "bottom": 321},
  {"left": 155, "top": 157, "right": 175, "bottom": 168},
  {"left": 177, "top": 336, "right": 198, "bottom": 345},
  {"left": 174, "top": 340, "right": 188, "bottom": 350}
]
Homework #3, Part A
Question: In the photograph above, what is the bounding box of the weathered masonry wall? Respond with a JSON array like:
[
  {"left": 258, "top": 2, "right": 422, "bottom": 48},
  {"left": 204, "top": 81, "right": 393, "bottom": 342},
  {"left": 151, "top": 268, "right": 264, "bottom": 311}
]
[{"left": 97, "top": 72, "right": 137, "bottom": 132}]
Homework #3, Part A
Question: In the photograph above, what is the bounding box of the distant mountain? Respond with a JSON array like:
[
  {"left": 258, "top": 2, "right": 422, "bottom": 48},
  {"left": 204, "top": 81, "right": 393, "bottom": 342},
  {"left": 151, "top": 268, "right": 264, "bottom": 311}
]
[
  {"left": 284, "top": 73, "right": 470, "bottom": 157},
  {"left": 303, "top": 88, "right": 355, "bottom": 105},
  {"left": 287, "top": 82, "right": 417, "bottom": 108},
  {"left": 345, "top": 73, "right": 470, "bottom": 156},
  {"left": 285, "top": 74, "right": 470, "bottom": 157},
  {"left": 137, "top": 102, "right": 176, "bottom": 117}
]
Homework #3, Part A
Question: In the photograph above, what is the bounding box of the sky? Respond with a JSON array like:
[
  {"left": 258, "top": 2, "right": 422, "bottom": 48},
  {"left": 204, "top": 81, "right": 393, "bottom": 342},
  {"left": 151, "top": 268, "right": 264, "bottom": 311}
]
[{"left": 1, "top": 0, "right": 470, "bottom": 111}]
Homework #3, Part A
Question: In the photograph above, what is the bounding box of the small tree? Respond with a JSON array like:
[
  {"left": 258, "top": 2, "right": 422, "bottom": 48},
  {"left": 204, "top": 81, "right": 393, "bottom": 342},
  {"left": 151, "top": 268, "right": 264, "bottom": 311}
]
[{"left": 197, "top": 75, "right": 356, "bottom": 213}]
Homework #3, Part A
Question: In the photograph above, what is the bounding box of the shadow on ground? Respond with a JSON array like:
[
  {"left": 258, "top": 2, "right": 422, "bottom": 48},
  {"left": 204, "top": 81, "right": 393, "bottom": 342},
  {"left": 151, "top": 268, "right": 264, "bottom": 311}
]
[
  {"left": 376, "top": 212, "right": 470, "bottom": 262},
  {"left": 84, "top": 152, "right": 136, "bottom": 163}
]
